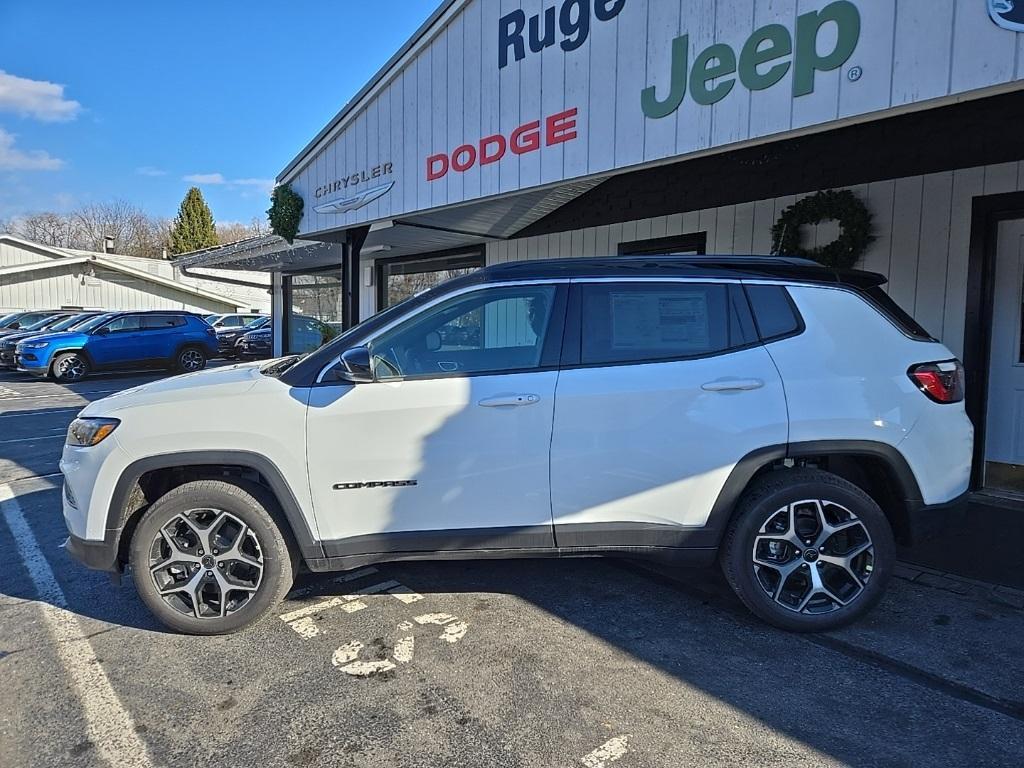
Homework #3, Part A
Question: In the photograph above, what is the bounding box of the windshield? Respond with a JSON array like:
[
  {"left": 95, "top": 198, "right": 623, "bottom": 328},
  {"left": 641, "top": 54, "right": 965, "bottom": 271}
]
[
  {"left": 73, "top": 313, "right": 116, "bottom": 332},
  {"left": 205, "top": 314, "right": 223, "bottom": 324},
  {"left": 23, "top": 315, "right": 64, "bottom": 331},
  {"left": 49, "top": 313, "right": 96, "bottom": 332},
  {"left": 16, "top": 312, "right": 59, "bottom": 329},
  {"left": 244, "top": 316, "right": 269, "bottom": 329}
]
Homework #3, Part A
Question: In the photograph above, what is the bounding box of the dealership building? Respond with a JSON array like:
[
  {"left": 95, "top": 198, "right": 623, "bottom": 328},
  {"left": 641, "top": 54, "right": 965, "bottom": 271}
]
[{"left": 180, "top": 0, "right": 1024, "bottom": 494}]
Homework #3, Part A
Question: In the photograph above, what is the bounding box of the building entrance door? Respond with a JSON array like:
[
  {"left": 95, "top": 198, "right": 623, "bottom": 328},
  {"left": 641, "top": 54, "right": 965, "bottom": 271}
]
[{"left": 985, "top": 218, "right": 1024, "bottom": 492}]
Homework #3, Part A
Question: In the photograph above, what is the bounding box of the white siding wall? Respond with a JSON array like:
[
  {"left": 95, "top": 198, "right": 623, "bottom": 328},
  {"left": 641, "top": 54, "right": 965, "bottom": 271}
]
[
  {"left": 485, "top": 162, "right": 1024, "bottom": 358},
  {"left": 0, "top": 263, "right": 237, "bottom": 314},
  {"left": 288, "top": 0, "right": 1024, "bottom": 237}
]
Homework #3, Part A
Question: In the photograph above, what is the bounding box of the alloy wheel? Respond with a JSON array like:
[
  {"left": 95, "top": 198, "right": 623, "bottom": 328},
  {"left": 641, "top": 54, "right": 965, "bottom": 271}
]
[
  {"left": 751, "top": 498, "right": 874, "bottom": 615},
  {"left": 180, "top": 349, "right": 204, "bottom": 371},
  {"left": 57, "top": 355, "right": 87, "bottom": 381},
  {"left": 148, "top": 508, "right": 264, "bottom": 619}
]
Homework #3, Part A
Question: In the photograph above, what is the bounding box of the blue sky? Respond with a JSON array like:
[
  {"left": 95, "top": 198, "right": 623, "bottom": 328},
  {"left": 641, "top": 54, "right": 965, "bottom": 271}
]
[{"left": 0, "top": 0, "right": 438, "bottom": 224}]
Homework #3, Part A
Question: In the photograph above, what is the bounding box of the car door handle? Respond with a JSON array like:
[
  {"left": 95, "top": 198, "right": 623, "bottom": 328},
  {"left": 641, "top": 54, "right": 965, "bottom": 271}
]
[
  {"left": 701, "top": 378, "right": 765, "bottom": 392},
  {"left": 478, "top": 394, "right": 541, "bottom": 407}
]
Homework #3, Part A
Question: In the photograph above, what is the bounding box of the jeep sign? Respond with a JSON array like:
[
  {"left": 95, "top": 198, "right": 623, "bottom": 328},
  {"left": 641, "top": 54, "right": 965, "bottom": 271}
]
[{"left": 641, "top": 0, "right": 861, "bottom": 119}]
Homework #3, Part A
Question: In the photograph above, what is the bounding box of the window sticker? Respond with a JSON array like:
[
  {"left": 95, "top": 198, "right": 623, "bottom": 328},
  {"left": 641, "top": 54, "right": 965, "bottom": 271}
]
[{"left": 609, "top": 292, "right": 710, "bottom": 350}]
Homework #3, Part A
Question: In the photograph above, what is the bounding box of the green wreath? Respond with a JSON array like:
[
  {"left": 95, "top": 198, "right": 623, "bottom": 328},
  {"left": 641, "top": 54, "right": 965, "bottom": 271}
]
[
  {"left": 770, "top": 189, "right": 873, "bottom": 269},
  {"left": 267, "top": 184, "right": 304, "bottom": 244}
]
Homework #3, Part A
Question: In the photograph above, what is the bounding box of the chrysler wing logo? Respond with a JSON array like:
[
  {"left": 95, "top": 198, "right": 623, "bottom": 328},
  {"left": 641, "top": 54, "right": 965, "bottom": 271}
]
[
  {"left": 313, "top": 181, "right": 395, "bottom": 215},
  {"left": 989, "top": 0, "right": 1024, "bottom": 31}
]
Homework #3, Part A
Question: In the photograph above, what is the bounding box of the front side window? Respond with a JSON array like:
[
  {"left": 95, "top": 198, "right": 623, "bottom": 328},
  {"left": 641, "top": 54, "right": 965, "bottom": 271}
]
[
  {"left": 102, "top": 315, "right": 143, "bottom": 334},
  {"left": 579, "top": 282, "right": 756, "bottom": 365},
  {"left": 370, "top": 285, "right": 558, "bottom": 380}
]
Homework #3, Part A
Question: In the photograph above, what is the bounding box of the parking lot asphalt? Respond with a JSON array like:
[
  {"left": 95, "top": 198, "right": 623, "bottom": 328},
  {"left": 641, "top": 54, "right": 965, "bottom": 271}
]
[{"left": 2, "top": 369, "right": 1024, "bottom": 768}]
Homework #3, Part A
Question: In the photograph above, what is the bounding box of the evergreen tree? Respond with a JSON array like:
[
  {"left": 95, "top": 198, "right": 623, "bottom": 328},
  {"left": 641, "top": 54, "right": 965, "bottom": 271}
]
[{"left": 169, "top": 187, "right": 218, "bottom": 254}]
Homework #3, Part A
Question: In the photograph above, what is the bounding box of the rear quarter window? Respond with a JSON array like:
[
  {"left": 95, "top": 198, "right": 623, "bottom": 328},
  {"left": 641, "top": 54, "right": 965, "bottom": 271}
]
[{"left": 744, "top": 285, "right": 802, "bottom": 341}]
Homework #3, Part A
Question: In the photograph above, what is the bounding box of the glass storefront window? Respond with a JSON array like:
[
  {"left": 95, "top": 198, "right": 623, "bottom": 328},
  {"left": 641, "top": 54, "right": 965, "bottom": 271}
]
[
  {"left": 376, "top": 250, "right": 485, "bottom": 309},
  {"left": 283, "top": 271, "right": 343, "bottom": 355}
]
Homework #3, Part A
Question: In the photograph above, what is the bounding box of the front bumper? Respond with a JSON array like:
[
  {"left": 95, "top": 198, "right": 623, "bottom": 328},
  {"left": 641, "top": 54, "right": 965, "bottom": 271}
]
[
  {"left": 15, "top": 351, "right": 49, "bottom": 375},
  {"left": 65, "top": 531, "right": 121, "bottom": 573},
  {"left": 0, "top": 348, "right": 16, "bottom": 368},
  {"left": 903, "top": 490, "right": 971, "bottom": 546}
]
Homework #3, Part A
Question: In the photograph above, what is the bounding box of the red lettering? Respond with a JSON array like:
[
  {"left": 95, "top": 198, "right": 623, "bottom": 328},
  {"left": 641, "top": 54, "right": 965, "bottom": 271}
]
[
  {"left": 451, "top": 143, "right": 477, "bottom": 172},
  {"left": 426, "top": 153, "right": 449, "bottom": 181},
  {"left": 425, "top": 108, "right": 579, "bottom": 181},
  {"left": 479, "top": 134, "right": 507, "bottom": 165},
  {"left": 545, "top": 107, "right": 578, "bottom": 146},
  {"left": 510, "top": 120, "right": 541, "bottom": 155}
]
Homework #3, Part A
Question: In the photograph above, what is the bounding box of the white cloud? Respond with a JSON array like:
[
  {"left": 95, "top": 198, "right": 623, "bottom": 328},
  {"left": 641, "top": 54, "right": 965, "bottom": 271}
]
[
  {"left": 184, "top": 172, "right": 226, "bottom": 184},
  {"left": 136, "top": 166, "right": 166, "bottom": 177},
  {"left": 0, "top": 127, "right": 63, "bottom": 170},
  {"left": 183, "top": 173, "right": 274, "bottom": 194},
  {"left": 0, "top": 71, "right": 80, "bottom": 122}
]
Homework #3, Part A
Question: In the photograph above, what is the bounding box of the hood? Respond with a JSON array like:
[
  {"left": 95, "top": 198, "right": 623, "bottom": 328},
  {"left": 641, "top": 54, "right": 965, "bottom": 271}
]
[
  {"left": 80, "top": 361, "right": 270, "bottom": 415},
  {"left": 1, "top": 329, "right": 50, "bottom": 346},
  {"left": 14, "top": 330, "right": 84, "bottom": 346}
]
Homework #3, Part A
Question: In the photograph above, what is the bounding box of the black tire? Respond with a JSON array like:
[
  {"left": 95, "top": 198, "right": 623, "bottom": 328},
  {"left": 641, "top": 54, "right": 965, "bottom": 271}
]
[
  {"left": 51, "top": 351, "right": 90, "bottom": 382},
  {"left": 175, "top": 345, "right": 207, "bottom": 373},
  {"left": 720, "top": 468, "right": 895, "bottom": 632},
  {"left": 129, "top": 479, "right": 296, "bottom": 635}
]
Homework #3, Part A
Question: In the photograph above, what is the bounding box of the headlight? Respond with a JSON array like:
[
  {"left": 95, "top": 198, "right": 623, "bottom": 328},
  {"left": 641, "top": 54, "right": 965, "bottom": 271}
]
[
  {"left": 21, "top": 341, "right": 50, "bottom": 349},
  {"left": 66, "top": 417, "right": 120, "bottom": 447}
]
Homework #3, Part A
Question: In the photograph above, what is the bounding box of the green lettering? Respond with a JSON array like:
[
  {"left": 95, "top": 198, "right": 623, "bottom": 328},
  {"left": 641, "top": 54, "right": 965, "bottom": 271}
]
[
  {"left": 641, "top": 34, "right": 689, "bottom": 119},
  {"left": 739, "top": 23, "right": 792, "bottom": 91},
  {"left": 690, "top": 43, "right": 736, "bottom": 106},
  {"left": 793, "top": 0, "right": 860, "bottom": 97}
]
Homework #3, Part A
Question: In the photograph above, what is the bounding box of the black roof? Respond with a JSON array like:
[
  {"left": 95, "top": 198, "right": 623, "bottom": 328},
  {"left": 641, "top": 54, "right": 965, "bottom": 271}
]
[{"left": 466, "top": 255, "right": 886, "bottom": 288}]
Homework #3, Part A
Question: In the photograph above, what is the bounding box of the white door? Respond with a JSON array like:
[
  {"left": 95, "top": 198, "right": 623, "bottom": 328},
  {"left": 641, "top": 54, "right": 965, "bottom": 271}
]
[
  {"left": 985, "top": 219, "right": 1024, "bottom": 484},
  {"left": 305, "top": 283, "right": 565, "bottom": 555},
  {"left": 550, "top": 280, "right": 789, "bottom": 546}
]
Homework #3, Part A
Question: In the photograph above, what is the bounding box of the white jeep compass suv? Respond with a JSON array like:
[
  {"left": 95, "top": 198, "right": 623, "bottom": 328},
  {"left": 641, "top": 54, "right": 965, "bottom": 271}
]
[{"left": 60, "top": 256, "right": 973, "bottom": 635}]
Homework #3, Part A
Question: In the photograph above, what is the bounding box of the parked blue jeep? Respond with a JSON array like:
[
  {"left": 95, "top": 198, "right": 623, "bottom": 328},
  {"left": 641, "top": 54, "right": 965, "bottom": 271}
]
[{"left": 15, "top": 310, "right": 218, "bottom": 381}]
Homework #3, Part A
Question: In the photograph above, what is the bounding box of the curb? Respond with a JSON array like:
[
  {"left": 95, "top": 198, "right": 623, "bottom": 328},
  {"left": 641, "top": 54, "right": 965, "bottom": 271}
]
[{"left": 894, "top": 561, "right": 1024, "bottom": 610}]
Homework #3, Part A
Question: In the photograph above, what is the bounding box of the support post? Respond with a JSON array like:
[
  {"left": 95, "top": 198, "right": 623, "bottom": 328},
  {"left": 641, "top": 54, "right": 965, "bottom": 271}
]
[{"left": 341, "top": 226, "right": 369, "bottom": 329}]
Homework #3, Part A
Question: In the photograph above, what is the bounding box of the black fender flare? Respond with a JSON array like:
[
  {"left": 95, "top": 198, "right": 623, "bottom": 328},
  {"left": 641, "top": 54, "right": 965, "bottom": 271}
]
[
  {"left": 703, "top": 440, "right": 923, "bottom": 547},
  {"left": 107, "top": 450, "right": 324, "bottom": 561}
]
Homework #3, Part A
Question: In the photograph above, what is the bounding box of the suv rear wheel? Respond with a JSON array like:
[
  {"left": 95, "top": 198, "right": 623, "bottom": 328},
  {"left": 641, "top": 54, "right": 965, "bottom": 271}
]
[
  {"left": 176, "top": 345, "right": 207, "bottom": 373},
  {"left": 721, "top": 468, "right": 894, "bottom": 632},
  {"left": 129, "top": 479, "right": 295, "bottom": 635}
]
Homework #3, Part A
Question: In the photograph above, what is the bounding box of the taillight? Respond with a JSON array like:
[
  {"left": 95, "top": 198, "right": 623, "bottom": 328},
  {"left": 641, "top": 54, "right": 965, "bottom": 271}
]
[{"left": 908, "top": 360, "right": 965, "bottom": 403}]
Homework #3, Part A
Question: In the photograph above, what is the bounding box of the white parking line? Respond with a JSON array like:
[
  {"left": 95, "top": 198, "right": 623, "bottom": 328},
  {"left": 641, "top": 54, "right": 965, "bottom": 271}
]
[
  {"left": 581, "top": 736, "right": 631, "bottom": 768},
  {"left": 0, "top": 484, "right": 153, "bottom": 768}
]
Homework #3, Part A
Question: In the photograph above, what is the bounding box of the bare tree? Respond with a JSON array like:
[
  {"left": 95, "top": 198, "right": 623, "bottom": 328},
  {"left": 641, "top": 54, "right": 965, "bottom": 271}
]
[
  {"left": 216, "top": 216, "right": 270, "bottom": 245},
  {"left": 7, "top": 202, "right": 172, "bottom": 258}
]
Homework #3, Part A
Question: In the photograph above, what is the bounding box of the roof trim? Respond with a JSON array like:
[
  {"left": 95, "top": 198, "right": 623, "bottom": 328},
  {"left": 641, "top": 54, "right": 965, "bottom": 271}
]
[
  {"left": 277, "top": 0, "right": 463, "bottom": 183},
  {"left": 0, "top": 236, "right": 245, "bottom": 308}
]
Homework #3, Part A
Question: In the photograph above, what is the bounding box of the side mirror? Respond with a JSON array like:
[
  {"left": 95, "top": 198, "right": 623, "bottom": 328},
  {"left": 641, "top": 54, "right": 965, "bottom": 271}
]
[
  {"left": 9, "top": 322, "right": 20, "bottom": 330},
  {"left": 93, "top": 326, "right": 110, "bottom": 336},
  {"left": 338, "top": 346, "right": 373, "bottom": 383}
]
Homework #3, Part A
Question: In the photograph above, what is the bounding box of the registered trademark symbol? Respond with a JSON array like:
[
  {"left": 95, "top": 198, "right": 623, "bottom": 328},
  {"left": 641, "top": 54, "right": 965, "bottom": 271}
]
[{"left": 847, "top": 66, "right": 863, "bottom": 82}]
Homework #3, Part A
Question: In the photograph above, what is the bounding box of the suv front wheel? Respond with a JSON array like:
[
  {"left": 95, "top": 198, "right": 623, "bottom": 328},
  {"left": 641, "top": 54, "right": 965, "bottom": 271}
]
[
  {"left": 129, "top": 479, "right": 295, "bottom": 634},
  {"left": 721, "top": 469, "right": 895, "bottom": 632}
]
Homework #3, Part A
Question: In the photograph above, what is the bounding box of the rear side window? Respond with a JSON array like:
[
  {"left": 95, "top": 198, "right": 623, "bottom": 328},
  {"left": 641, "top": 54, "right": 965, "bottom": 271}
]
[
  {"left": 745, "top": 285, "right": 802, "bottom": 341},
  {"left": 143, "top": 314, "right": 186, "bottom": 330},
  {"left": 862, "top": 286, "right": 934, "bottom": 341},
  {"left": 579, "top": 282, "right": 756, "bottom": 365}
]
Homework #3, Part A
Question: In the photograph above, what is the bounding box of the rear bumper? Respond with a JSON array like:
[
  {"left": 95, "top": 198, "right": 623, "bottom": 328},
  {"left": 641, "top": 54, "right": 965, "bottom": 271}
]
[{"left": 903, "top": 490, "right": 971, "bottom": 546}]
